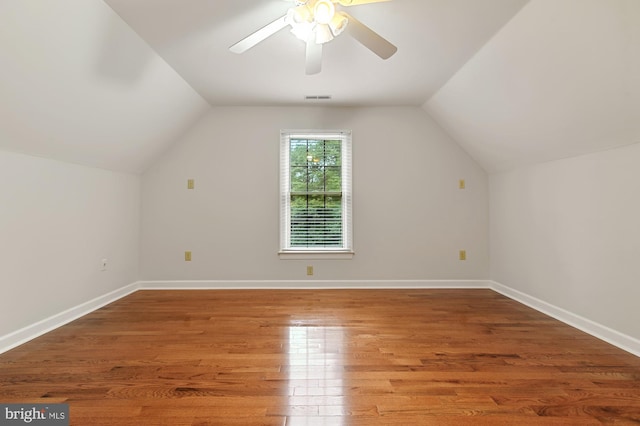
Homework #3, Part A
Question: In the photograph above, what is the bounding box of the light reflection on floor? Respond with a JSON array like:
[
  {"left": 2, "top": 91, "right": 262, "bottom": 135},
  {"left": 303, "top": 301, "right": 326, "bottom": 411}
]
[{"left": 287, "top": 324, "right": 346, "bottom": 426}]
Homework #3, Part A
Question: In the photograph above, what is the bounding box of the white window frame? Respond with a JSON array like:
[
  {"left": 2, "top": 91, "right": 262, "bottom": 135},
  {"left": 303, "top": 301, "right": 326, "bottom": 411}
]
[{"left": 279, "top": 130, "right": 353, "bottom": 260}]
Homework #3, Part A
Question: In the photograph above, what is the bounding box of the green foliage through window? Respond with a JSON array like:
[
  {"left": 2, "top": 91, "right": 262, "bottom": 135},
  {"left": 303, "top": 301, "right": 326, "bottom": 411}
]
[{"left": 289, "top": 139, "right": 342, "bottom": 248}]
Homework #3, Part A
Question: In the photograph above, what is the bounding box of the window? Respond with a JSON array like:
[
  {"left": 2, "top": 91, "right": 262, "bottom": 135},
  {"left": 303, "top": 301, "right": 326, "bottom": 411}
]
[{"left": 280, "top": 131, "right": 353, "bottom": 259}]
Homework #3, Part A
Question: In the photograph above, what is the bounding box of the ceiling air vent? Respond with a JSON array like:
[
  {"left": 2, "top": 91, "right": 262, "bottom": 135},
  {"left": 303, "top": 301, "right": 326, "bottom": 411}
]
[{"left": 305, "top": 95, "right": 332, "bottom": 101}]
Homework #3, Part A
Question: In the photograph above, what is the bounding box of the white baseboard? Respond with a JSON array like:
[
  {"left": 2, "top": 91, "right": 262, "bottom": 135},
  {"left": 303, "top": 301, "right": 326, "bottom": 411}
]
[
  {"left": 490, "top": 280, "right": 640, "bottom": 358},
  {"left": 138, "top": 279, "right": 491, "bottom": 290},
  {"left": 0, "top": 282, "right": 140, "bottom": 355}
]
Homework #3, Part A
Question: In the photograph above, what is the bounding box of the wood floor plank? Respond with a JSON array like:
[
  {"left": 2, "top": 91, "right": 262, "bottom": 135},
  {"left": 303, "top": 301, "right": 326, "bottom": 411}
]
[{"left": 1, "top": 289, "right": 639, "bottom": 425}]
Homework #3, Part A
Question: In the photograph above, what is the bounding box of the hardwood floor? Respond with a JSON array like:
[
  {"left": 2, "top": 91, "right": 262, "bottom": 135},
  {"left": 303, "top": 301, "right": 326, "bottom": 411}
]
[{"left": 1, "top": 289, "right": 639, "bottom": 425}]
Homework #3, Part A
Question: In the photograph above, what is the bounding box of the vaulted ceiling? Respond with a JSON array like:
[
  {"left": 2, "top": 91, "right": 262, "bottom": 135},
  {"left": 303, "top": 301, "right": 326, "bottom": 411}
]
[
  {"left": 425, "top": 0, "right": 640, "bottom": 172},
  {"left": 0, "top": 0, "right": 209, "bottom": 174},
  {"left": 1, "top": 0, "right": 638, "bottom": 174}
]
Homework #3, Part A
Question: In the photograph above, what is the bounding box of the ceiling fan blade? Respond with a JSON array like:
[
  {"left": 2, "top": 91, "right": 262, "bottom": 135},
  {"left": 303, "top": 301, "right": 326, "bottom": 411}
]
[
  {"left": 342, "top": 12, "right": 397, "bottom": 59},
  {"left": 337, "top": 0, "right": 391, "bottom": 6},
  {"left": 306, "top": 38, "right": 323, "bottom": 75},
  {"left": 229, "top": 15, "right": 289, "bottom": 54}
]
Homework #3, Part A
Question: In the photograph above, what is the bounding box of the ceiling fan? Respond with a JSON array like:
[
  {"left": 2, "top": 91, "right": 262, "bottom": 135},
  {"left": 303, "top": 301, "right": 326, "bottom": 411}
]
[{"left": 229, "top": 0, "right": 397, "bottom": 75}]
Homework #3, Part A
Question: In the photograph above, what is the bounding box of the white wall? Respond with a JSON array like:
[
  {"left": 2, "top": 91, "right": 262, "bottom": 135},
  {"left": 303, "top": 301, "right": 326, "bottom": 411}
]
[
  {"left": 0, "top": 150, "right": 140, "bottom": 337},
  {"left": 490, "top": 143, "right": 640, "bottom": 340},
  {"left": 140, "top": 106, "right": 489, "bottom": 282}
]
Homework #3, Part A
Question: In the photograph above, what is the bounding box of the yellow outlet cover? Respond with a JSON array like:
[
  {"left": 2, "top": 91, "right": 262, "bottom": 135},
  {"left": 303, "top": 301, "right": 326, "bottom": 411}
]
[
  {"left": 459, "top": 179, "right": 466, "bottom": 189},
  {"left": 185, "top": 251, "right": 192, "bottom": 261},
  {"left": 187, "top": 179, "right": 195, "bottom": 189},
  {"left": 459, "top": 250, "right": 467, "bottom": 261},
  {"left": 306, "top": 266, "right": 314, "bottom": 276}
]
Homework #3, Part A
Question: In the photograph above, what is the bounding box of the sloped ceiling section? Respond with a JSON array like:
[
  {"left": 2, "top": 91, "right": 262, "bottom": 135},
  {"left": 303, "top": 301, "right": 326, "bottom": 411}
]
[
  {"left": 424, "top": 0, "right": 640, "bottom": 173},
  {"left": 0, "top": 1, "right": 209, "bottom": 174}
]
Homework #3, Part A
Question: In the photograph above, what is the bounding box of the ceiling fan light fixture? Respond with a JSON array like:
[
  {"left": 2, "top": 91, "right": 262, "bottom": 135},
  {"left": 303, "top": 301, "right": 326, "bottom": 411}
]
[
  {"left": 313, "top": 0, "right": 336, "bottom": 25},
  {"left": 290, "top": 4, "right": 312, "bottom": 24},
  {"left": 329, "top": 12, "right": 349, "bottom": 36},
  {"left": 290, "top": 23, "right": 314, "bottom": 42},
  {"left": 287, "top": 8, "right": 314, "bottom": 42},
  {"left": 287, "top": 0, "right": 348, "bottom": 44},
  {"left": 315, "top": 24, "right": 334, "bottom": 44}
]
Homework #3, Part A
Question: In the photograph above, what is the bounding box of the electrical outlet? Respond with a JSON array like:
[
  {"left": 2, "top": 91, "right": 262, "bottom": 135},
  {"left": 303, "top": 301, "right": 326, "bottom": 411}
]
[
  {"left": 187, "top": 179, "right": 195, "bottom": 190},
  {"left": 459, "top": 250, "right": 467, "bottom": 261},
  {"left": 306, "top": 266, "right": 314, "bottom": 276},
  {"left": 100, "top": 258, "right": 108, "bottom": 271},
  {"left": 185, "top": 251, "right": 192, "bottom": 262},
  {"left": 459, "top": 179, "right": 466, "bottom": 189}
]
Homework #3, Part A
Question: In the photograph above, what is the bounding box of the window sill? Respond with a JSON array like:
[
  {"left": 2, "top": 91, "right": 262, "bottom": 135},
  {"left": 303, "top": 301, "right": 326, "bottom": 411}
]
[{"left": 278, "top": 251, "right": 354, "bottom": 260}]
